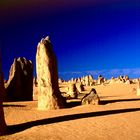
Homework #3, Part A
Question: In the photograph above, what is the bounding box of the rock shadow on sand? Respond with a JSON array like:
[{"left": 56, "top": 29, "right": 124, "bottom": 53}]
[
  {"left": 6, "top": 107, "right": 140, "bottom": 135},
  {"left": 100, "top": 98, "right": 140, "bottom": 105},
  {"left": 3, "top": 104, "right": 26, "bottom": 107}
]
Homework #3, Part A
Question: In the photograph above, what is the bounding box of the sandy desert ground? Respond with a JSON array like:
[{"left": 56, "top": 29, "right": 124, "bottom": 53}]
[{"left": 1, "top": 83, "right": 140, "bottom": 140}]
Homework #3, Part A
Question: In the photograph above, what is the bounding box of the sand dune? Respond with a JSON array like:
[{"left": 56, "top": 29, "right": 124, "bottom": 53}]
[{"left": 1, "top": 83, "right": 140, "bottom": 140}]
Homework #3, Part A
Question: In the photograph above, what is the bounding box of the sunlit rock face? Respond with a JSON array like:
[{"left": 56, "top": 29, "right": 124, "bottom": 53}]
[
  {"left": 85, "top": 76, "right": 90, "bottom": 86},
  {"left": 75, "top": 82, "right": 84, "bottom": 93},
  {"left": 33, "top": 77, "right": 39, "bottom": 100},
  {"left": 0, "top": 55, "right": 6, "bottom": 135},
  {"left": 5, "top": 57, "right": 33, "bottom": 101},
  {"left": 81, "top": 88, "right": 100, "bottom": 105},
  {"left": 137, "top": 79, "right": 140, "bottom": 96},
  {"left": 97, "top": 75, "right": 104, "bottom": 85},
  {"left": 36, "top": 36, "right": 65, "bottom": 110},
  {"left": 67, "top": 83, "right": 78, "bottom": 98}
]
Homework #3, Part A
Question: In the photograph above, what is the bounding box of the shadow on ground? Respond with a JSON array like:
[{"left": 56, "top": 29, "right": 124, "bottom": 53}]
[
  {"left": 66, "top": 97, "right": 140, "bottom": 107},
  {"left": 3, "top": 104, "right": 26, "bottom": 107},
  {"left": 100, "top": 98, "right": 140, "bottom": 105},
  {"left": 66, "top": 100, "right": 81, "bottom": 108},
  {"left": 6, "top": 107, "right": 140, "bottom": 135}
]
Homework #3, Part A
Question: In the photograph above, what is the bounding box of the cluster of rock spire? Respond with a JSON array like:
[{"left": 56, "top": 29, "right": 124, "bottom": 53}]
[
  {"left": 0, "top": 36, "right": 140, "bottom": 135},
  {"left": 0, "top": 36, "right": 64, "bottom": 135},
  {"left": 59, "top": 74, "right": 133, "bottom": 86}
]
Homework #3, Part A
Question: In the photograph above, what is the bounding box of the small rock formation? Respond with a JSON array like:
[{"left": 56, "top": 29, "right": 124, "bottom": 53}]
[
  {"left": 109, "top": 77, "right": 116, "bottom": 84},
  {"left": 77, "top": 78, "right": 81, "bottom": 83},
  {"left": 0, "top": 55, "right": 6, "bottom": 135},
  {"left": 76, "top": 82, "right": 84, "bottom": 93},
  {"left": 137, "top": 78, "right": 140, "bottom": 96},
  {"left": 81, "top": 77, "right": 85, "bottom": 85},
  {"left": 70, "top": 78, "right": 75, "bottom": 83},
  {"left": 85, "top": 76, "right": 90, "bottom": 86},
  {"left": 5, "top": 57, "right": 33, "bottom": 101},
  {"left": 116, "top": 75, "right": 125, "bottom": 83},
  {"left": 58, "top": 78, "right": 63, "bottom": 84},
  {"left": 125, "top": 79, "right": 131, "bottom": 84},
  {"left": 124, "top": 75, "right": 131, "bottom": 84},
  {"left": 88, "top": 75, "right": 93, "bottom": 81},
  {"left": 124, "top": 75, "right": 129, "bottom": 81},
  {"left": 88, "top": 75, "right": 94, "bottom": 85},
  {"left": 36, "top": 36, "right": 65, "bottom": 110},
  {"left": 81, "top": 88, "right": 100, "bottom": 105},
  {"left": 33, "top": 77, "right": 38, "bottom": 100},
  {"left": 97, "top": 75, "right": 104, "bottom": 85},
  {"left": 67, "top": 83, "right": 78, "bottom": 98},
  {"left": 132, "top": 78, "right": 139, "bottom": 84}
]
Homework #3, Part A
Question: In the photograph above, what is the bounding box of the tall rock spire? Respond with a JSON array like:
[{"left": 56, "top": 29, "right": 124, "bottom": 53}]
[
  {"left": 36, "top": 36, "right": 65, "bottom": 110},
  {"left": 0, "top": 50, "right": 6, "bottom": 135}
]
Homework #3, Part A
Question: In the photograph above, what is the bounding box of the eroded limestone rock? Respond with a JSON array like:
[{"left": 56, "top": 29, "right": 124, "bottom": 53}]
[
  {"left": 5, "top": 57, "right": 33, "bottom": 101},
  {"left": 0, "top": 56, "right": 6, "bottom": 135},
  {"left": 67, "top": 83, "right": 78, "bottom": 98},
  {"left": 36, "top": 36, "right": 65, "bottom": 110},
  {"left": 81, "top": 88, "right": 100, "bottom": 105},
  {"left": 137, "top": 78, "right": 140, "bottom": 96},
  {"left": 76, "top": 82, "right": 84, "bottom": 93}
]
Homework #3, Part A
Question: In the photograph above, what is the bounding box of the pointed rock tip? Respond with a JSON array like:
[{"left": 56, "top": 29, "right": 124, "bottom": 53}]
[
  {"left": 17, "top": 57, "right": 26, "bottom": 62},
  {"left": 44, "top": 36, "right": 51, "bottom": 42},
  {"left": 39, "top": 36, "right": 51, "bottom": 44}
]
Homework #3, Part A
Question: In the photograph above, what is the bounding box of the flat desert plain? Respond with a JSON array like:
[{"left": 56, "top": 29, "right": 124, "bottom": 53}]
[{"left": 1, "top": 83, "right": 140, "bottom": 140}]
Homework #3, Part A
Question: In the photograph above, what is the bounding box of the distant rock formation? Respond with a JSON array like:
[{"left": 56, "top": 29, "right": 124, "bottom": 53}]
[
  {"left": 97, "top": 75, "right": 104, "bottom": 85},
  {"left": 108, "top": 75, "right": 133, "bottom": 85},
  {"left": 124, "top": 75, "right": 129, "bottom": 81},
  {"left": 5, "top": 57, "right": 33, "bottom": 101},
  {"left": 36, "top": 36, "right": 65, "bottom": 110},
  {"left": 109, "top": 77, "right": 116, "bottom": 84},
  {"left": 116, "top": 75, "right": 125, "bottom": 83},
  {"left": 33, "top": 77, "right": 38, "bottom": 100},
  {"left": 85, "top": 76, "right": 90, "bottom": 86},
  {"left": 75, "top": 82, "right": 84, "bottom": 93},
  {"left": 137, "top": 78, "right": 140, "bottom": 96},
  {"left": 67, "top": 83, "right": 78, "bottom": 98},
  {"left": 88, "top": 75, "right": 94, "bottom": 86},
  {"left": 77, "top": 78, "right": 81, "bottom": 83},
  {"left": 58, "top": 78, "right": 63, "bottom": 84},
  {"left": 0, "top": 54, "right": 6, "bottom": 135},
  {"left": 125, "top": 79, "right": 131, "bottom": 84},
  {"left": 81, "top": 88, "right": 100, "bottom": 105}
]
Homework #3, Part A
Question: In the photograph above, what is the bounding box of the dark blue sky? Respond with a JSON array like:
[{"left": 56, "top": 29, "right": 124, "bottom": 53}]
[{"left": 0, "top": 0, "right": 139, "bottom": 80}]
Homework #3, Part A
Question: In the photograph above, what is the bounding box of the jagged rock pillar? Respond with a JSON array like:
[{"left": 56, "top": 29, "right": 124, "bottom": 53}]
[
  {"left": 137, "top": 78, "right": 140, "bottom": 96},
  {"left": 81, "top": 88, "right": 100, "bottom": 105},
  {"left": 85, "top": 76, "right": 90, "bottom": 86},
  {"left": 36, "top": 36, "right": 65, "bottom": 110},
  {"left": 5, "top": 57, "right": 33, "bottom": 101},
  {"left": 76, "top": 82, "right": 84, "bottom": 93},
  {"left": 0, "top": 54, "right": 6, "bottom": 135},
  {"left": 67, "top": 83, "right": 78, "bottom": 98}
]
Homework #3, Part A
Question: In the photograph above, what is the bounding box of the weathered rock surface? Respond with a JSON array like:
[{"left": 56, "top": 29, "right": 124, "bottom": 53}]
[
  {"left": 109, "top": 77, "right": 117, "bottom": 84},
  {"left": 0, "top": 55, "right": 6, "bottom": 135},
  {"left": 81, "top": 88, "right": 100, "bottom": 105},
  {"left": 67, "top": 83, "right": 78, "bottom": 98},
  {"left": 5, "top": 57, "right": 33, "bottom": 101},
  {"left": 137, "top": 78, "right": 140, "bottom": 96},
  {"left": 33, "top": 77, "right": 38, "bottom": 100},
  {"left": 85, "top": 76, "right": 90, "bottom": 86},
  {"left": 36, "top": 36, "right": 65, "bottom": 110},
  {"left": 76, "top": 82, "right": 84, "bottom": 93},
  {"left": 97, "top": 75, "right": 104, "bottom": 85}
]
